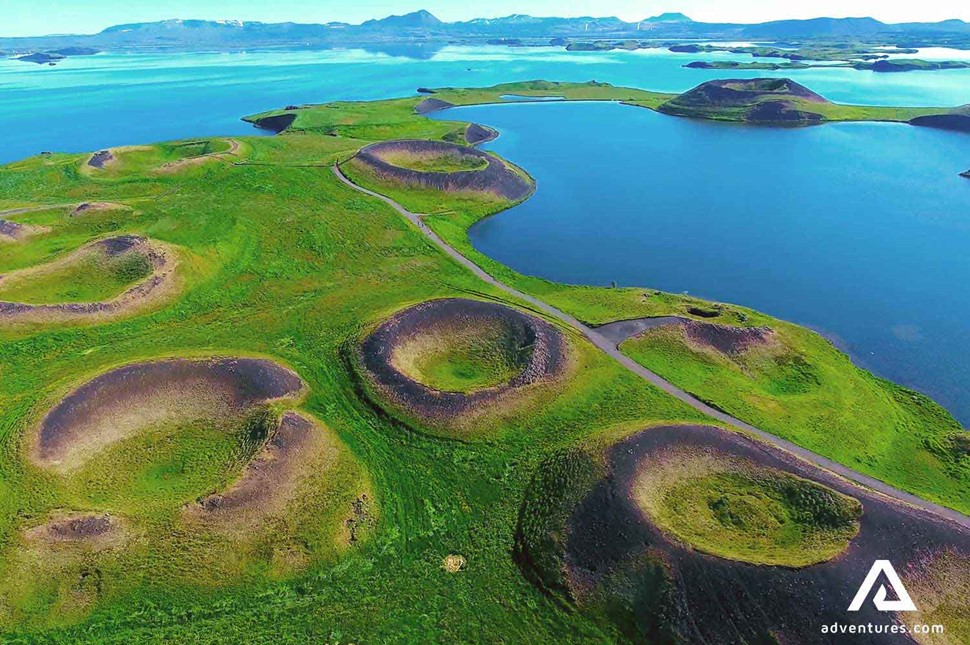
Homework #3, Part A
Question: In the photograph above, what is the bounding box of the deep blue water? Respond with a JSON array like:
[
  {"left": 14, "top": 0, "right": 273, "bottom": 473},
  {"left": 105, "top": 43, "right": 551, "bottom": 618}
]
[
  {"left": 3, "top": 45, "right": 970, "bottom": 164},
  {"left": 438, "top": 102, "right": 970, "bottom": 424},
  {"left": 2, "top": 45, "right": 969, "bottom": 423}
]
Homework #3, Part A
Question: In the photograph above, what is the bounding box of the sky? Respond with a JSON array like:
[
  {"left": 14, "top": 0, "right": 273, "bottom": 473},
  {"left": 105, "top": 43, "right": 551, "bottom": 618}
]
[{"left": 1, "top": 0, "right": 969, "bottom": 38}]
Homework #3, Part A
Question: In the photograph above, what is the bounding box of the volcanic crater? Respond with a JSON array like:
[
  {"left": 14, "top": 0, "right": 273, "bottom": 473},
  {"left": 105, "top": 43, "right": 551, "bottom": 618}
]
[
  {"left": 516, "top": 424, "right": 970, "bottom": 643},
  {"left": 33, "top": 357, "right": 306, "bottom": 471},
  {"left": 349, "top": 139, "right": 533, "bottom": 201},
  {"left": 359, "top": 298, "right": 567, "bottom": 426},
  {"left": 0, "top": 235, "right": 177, "bottom": 324}
]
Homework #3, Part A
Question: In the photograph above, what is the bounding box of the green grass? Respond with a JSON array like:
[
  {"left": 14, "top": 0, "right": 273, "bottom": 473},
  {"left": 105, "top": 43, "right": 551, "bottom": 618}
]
[
  {"left": 632, "top": 450, "right": 862, "bottom": 567},
  {"left": 392, "top": 319, "right": 531, "bottom": 394},
  {"left": 0, "top": 125, "right": 703, "bottom": 641},
  {"left": 0, "top": 79, "right": 965, "bottom": 642},
  {"left": 0, "top": 245, "right": 152, "bottom": 304},
  {"left": 379, "top": 149, "right": 488, "bottom": 173},
  {"left": 621, "top": 324, "right": 968, "bottom": 514},
  {"left": 63, "top": 409, "right": 273, "bottom": 515}
]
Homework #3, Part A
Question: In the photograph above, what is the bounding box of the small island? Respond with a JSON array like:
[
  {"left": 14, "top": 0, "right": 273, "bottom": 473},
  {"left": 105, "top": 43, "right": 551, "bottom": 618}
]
[
  {"left": 15, "top": 52, "right": 64, "bottom": 65},
  {"left": 684, "top": 56, "right": 970, "bottom": 73},
  {"left": 685, "top": 60, "right": 809, "bottom": 71},
  {"left": 13, "top": 47, "right": 100, "bottom": 65}
]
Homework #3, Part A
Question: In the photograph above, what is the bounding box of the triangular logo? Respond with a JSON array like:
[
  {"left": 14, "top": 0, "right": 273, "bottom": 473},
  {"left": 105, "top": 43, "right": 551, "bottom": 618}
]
[{"left": 848, "top": 560, "right": 917, "bottom": 612}]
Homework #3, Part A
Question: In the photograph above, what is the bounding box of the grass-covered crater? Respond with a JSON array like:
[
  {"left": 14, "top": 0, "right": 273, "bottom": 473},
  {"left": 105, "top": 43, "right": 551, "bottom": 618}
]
[
  {"left": 390, "top": 312, "right": 534, "bottom": 394},
  {"left": 377, "top": 146, "right": 489, "bottom": 173},
  {"left": 516, "top": 424, "right": 965, "bottom": 643},
  {"left": 83, "top": 138, "right": 242, "bottom": 178},
  {"left": 0, "top": 235, "right": 154, "bottom": 305},
  {"left": 0, "top": 235, "right": 178, "bottom": 324},
  {"left": 3, "top": 356, "right": 374, "bottom": 627},
  {"left": 358, "top": 298, "right": 567, "bottom": 431},
  {"left": 632, "top": 447, "right": 861, "bottom": 567},
  {"left": 348, "top": 139, "right": 533, "bottom": 201},
  {"left": 33, "top": 357, "right": 305, "bottom": 473}
]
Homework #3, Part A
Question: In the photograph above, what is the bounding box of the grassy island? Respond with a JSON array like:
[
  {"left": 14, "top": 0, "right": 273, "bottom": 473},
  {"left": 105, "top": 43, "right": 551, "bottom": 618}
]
[{"left": 248, "top": 78, "right": 955, "bottom": 131}]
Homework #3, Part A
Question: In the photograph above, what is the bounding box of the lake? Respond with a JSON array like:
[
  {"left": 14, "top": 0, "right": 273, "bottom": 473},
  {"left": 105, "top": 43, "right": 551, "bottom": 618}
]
[
  {"left": 3, "top": 44, "right": 970, "bottom": 164},
  {"left": 2, "top": 44, "right": 969, "bottom": 423},
  {"left": 437, "top": 101, "right": 970, "bottom": 424}
]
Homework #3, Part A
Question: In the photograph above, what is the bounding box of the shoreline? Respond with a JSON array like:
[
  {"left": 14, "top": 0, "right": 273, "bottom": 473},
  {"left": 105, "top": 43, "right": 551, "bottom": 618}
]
[
  {"left": 426, "top": 96, "right": 969, "bottom": 427},
  {"left": 332, "top": 162, "right": 969, "bottom": 527}
]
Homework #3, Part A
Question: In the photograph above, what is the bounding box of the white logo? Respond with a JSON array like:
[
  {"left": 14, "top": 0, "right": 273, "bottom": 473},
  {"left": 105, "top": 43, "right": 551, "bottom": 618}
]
[{"left": 848, "top": 560, "right": 917, "bottom": 612}]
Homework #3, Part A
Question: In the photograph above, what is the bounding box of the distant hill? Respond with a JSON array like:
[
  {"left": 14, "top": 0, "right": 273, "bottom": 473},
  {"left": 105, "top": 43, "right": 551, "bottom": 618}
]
[
  {"left": 659, "top": 78, "right": 832, "bottom": 125},
  {"left": 1, "top": 11, "right": 969, "bottom": 55},
  {"left": 645, "top": 13, "right": 693, "bottom": 23},
  {"left": 742, "top": 17, "right": 886, "bottom": 38},
  {"left": 361, "top": 10, "right": 443, "bottom": 29}
]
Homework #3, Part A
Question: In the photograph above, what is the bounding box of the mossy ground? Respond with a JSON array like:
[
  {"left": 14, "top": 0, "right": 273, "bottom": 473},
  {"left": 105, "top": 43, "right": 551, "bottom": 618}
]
[
  {"left": 83, "top": 139, "right": 235, "bottom": 178},
  {"left": 391, "top": 318, "right": 530, "bottom": 394},
  {"left": 0, "top": 245, "right": 152, "bottom": 304},
  {"left": 0, "top": 80, "right": 965, "bottom": 641},
  {"left": 378, "top": 148, "right": 488, "bottom": 173},
  {"left": 632, "top": 449, "right": 861, "bottom": 567}
]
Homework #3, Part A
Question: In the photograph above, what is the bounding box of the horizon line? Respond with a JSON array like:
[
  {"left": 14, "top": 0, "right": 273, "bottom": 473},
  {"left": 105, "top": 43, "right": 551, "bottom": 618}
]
[{"left": 2, "top": 10, "right": 967, "bottom": 41}]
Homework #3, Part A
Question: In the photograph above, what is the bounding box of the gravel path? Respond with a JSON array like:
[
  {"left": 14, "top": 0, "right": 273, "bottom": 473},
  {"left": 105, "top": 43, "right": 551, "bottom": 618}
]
[{"left": 332, "top": 163, "right": 969, "bottom": 530}]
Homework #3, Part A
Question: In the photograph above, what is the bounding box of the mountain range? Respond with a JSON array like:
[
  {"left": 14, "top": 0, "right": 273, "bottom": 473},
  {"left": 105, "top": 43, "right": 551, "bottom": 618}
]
[{"left": 2, "top": 10, "right": 969, "bottom": 55}]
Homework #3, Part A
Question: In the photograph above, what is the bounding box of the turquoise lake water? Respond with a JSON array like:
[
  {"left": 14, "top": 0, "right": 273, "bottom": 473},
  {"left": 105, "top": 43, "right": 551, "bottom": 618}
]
[
  {"left": 1, "top": 45, "right": 969, "bottom": 423},
  {"left": 3, "top": 44, "right": 970, "bottom": 163}
]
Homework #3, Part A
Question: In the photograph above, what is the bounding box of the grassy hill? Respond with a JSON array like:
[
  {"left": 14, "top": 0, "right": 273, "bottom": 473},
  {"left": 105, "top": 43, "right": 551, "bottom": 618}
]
[{"left": 656, "top": 77, "right": 947, "bottom": 124}]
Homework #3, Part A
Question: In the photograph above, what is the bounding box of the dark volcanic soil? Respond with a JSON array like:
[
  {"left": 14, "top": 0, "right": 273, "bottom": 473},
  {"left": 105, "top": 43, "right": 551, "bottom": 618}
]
[
  {"left": 0, "top": 219, "right": 27, "bottom": 240},
  {"left": 97, "top": 234, "right": 143, "bottom": 256},
  {"left": 465, "top": 123, "right": 499, "bottom": 145},
  {"left": 559, "top": 425, "right": 970, "bottom": 644},
  {"left": 414, "top": 97, "right": 455, "bottom": 115},
  {"left": 682, "top": 78, "right": 829, "bottom": 104},
  {"left": 359, "top": 298, "right": 566, "bottom": 422},
  {"left": 910, "top": 108, "right": 970, "bottom": 133},
  {"left": 594, "top": 316, "right": 686, "bottom": 346},
  {"left": 352, "top": 139, "right": 533, "bottom": 201},
  {"left": 195, "top": 411, "right": 318, "bottom": 518},
  {"left": 88, "top": 150, "right": 114, "bottom": 169},
  {"left": 683, "top": 319, "right": 774, "bottom": 354},
  {"left": 595, "top": 317, "right": 773, "bottom": 355},
  {"left": 252, "top": 113, "right": 297, "bottom": 134},
  {"left": 30, "top": 514, "right": 118, "bottom": 542},
  {"left": 35, "top": 357, "right": 305, "bottom": 467}
]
